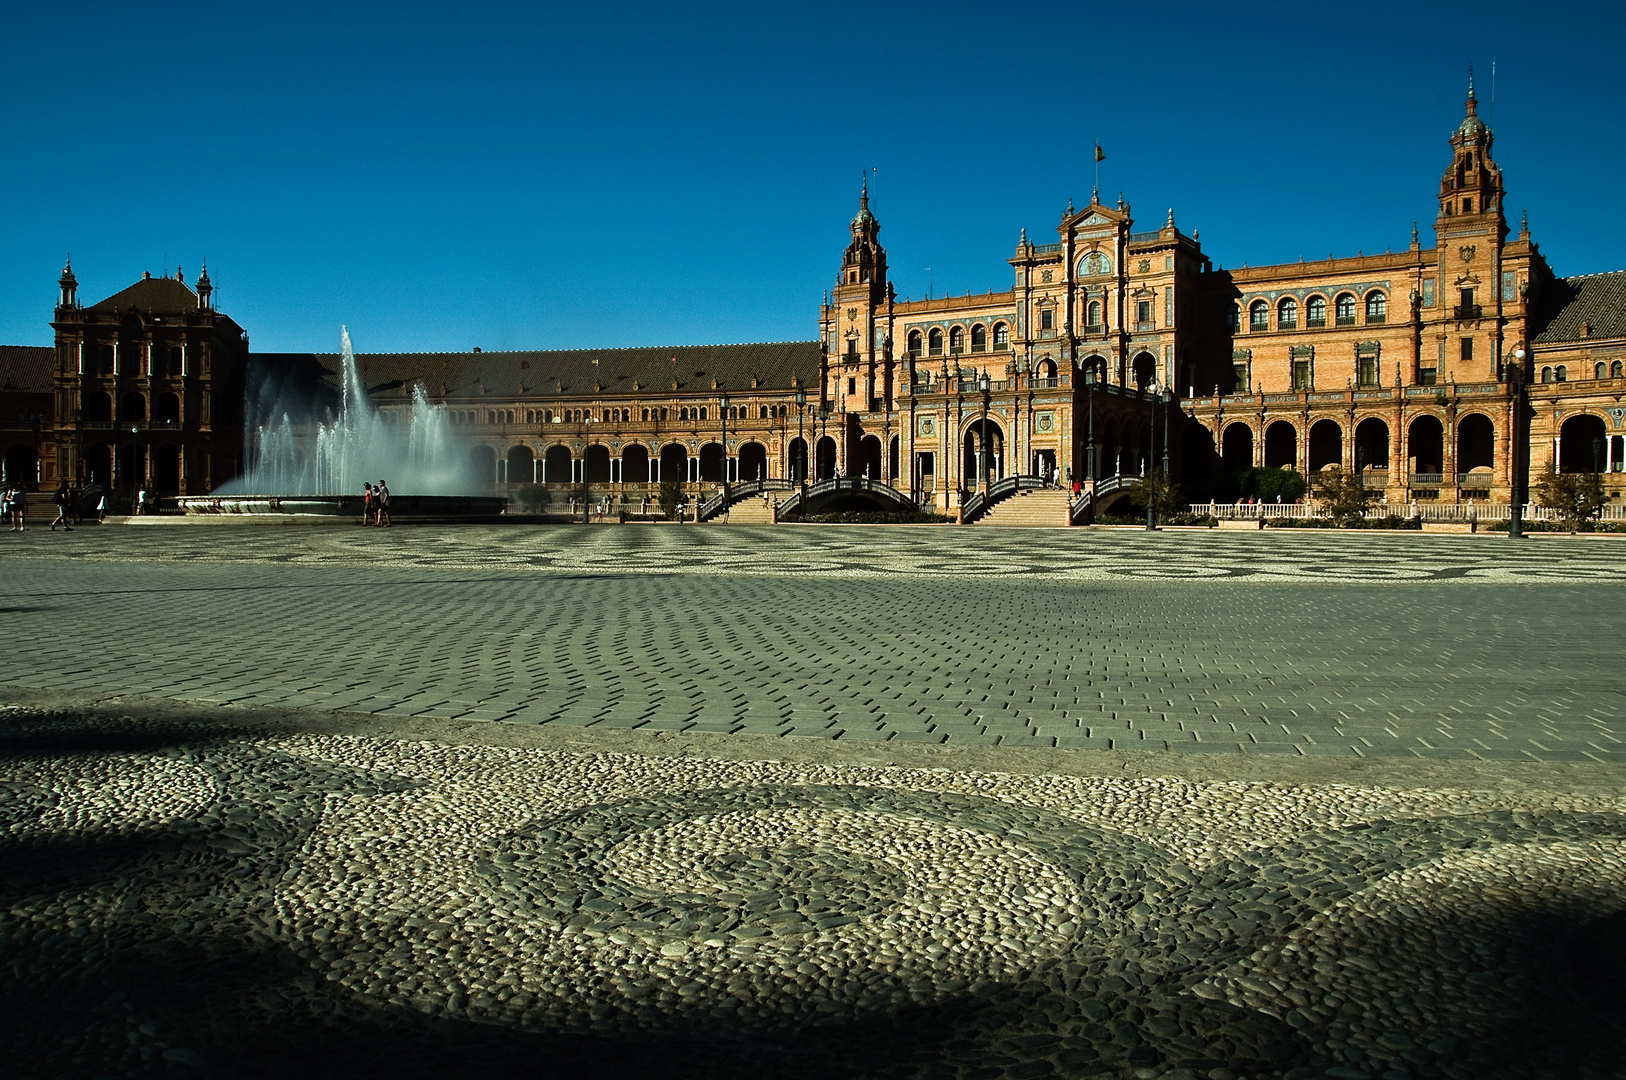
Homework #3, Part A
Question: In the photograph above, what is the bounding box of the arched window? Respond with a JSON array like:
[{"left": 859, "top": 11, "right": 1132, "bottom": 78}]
[
  {"left": 1277, "top": 297, "right": 1298, "bottom": 329},
  {"left": 970, "top": 324, "right": 987, "bottom": 352},
  {"left": 699, "top": 407, "right": 708, "bottom": 420},
  {"left": 928, "top": 328, "right": 943, "bottom": 356},
  {"left": 949, "top": 326, "right": 965, "bottom": 354},
  {"left": 1249, "top": 300, "right": 1270, "bottom": 332},
  {"left": 1555, "top": 365, "right": 1568, "bottom": 382},
  {"left": 1306, "top": 295, "right": 1327, "bottom": 327},
  {"left": 1335, "top": 293, "right": 1357, "bottom": 325},
  {"left": 1598, "top": 362, "right": 1608, "bottom": 380},
  {"left": 993, "top": 322, "right": 1009, "bottom": 348},
  {"left": 1365, "top": 291, "right": 1387, "bottom": 323},
  {"left": 679, "top": 407, "right": 688, "bottom": 421},
  {"left": 543, "top": 410, "right": 552, "bottom": 423},
  {"left": 1540, "top": 367, "right": 1553, "bottom": 383},
  {"left": 1614, "top": 360, "right": 1624, "bottom": 379},
  {"left": 1086, "top": 301, "right": 1102, "bottom": 329},
  {"left": 1078, "top": 251, "right": 1110, "bottom": 276},
  {"left": 907, "top": 329, "right": 922, "bottom": 357}
]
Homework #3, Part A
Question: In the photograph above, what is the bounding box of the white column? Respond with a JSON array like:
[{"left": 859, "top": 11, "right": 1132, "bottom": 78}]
[{"left": 77, "top": 341, "right": 84, "bottom": 374}]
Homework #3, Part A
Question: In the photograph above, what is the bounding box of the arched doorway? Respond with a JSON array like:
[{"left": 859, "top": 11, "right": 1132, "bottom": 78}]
[
  {"left": 87, "top": 444, "right": 112, "bottom": 486},
  {"left": 1560, "top": 414, "right": 1609, "bottom": 473},
  {"left": 1407, "top": 415, "right": 1444, "bottom": 479},
  {"left": 544, "top": 445, "right": 573, "bottom": 483},
  {"left": 738, "top": 441, "right": 767, "bottom": 483},
  {"left": 697, "top": 442, "right": 724, "bottom": 482},
  {"left": 154, "top": 444, "right": 181, "bottom": 493},
  {"left": 155, "top": 393, "right": 181, "bottom": 424},
  {"left": 1131, "top": 352, "right": 1156, "bottom": 390},
  {"left": 1353, "top": 417, "right": 1389, "bottom": 475},
  {"left": 1222, "top": 423, "right": 1254, "bottom": 472},
  {"left": 1308, "top": 419, "right": 1342, "bottom": 473},
  {"left": 962, "top": 420, "right": 1005, "bottom": 487},
  {"left": 788, "top": 438, "right": 808, "bottom": 483},
  {"left": 1101, "top": 419, "right": 1121, "bottom": 476},
  {"left": 121, "top": 392, "right": 146, "bottom": 422},
  {"left": 659, "top": 443, "right": 687, "bottom": 483},
  {"left": 470, "top": 445, "right": 497, "bottom": 485},
  {"left": 119, "top": 444, "right": 146, "bottom": 488},
  {"left": 507, "top": 445, "right": 535, "bottom": 485},
  {"left": 1457, "top": 414, "right": 1495, "bottom": 472},
  {"left": 585, "top": 445, "right": 611, "bottom": 483},
  {"left": 621, "top": 444, "right": 650, "bottom": 484},
  {"left": 1264, "top": 421, "right": 1297, "bottom": 468},
  {"left": 815, "top": 436, "right": 837, "bottom": 480},
  {"left": 859, "top": 434, "right": 882, "bottom": 479},
  {"left": 3, "top": 444, "right": 37, "bottom": 487},
  {"left": 85, "top": 392, "right": 112, "bottom": 422},
  {"left": 889, "top": 435, "right": 899, "bottom": 482}
]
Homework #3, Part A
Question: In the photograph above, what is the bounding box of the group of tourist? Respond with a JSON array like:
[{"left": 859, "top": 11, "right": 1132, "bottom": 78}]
[
  {"left": 360, "top": 481, "right": 392, "bottom": 527},
  {"left": 3, "top": 484, "right": 27, "bottom": 531}
]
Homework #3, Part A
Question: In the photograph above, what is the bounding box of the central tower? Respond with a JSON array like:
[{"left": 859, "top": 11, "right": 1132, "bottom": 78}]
[{"left": 822, "top": 179, "right": 891, "bottom": 414}]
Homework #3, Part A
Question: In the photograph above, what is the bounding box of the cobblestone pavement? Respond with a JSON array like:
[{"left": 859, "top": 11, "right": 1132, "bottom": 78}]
[
  {"left": 1, "top": 526, "right": 1623, "bottom": 761},
  {"left": 1, "top": 698, "right": 1623, "bottom": 1080}
]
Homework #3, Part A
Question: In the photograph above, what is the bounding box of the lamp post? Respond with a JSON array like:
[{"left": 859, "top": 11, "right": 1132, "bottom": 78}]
[
  {"left": 818, "top": 402, "right": 831, "bottom": 480},
  {"left": 1161, "top": 385, "right": 1172, "bottom": 480},
  {"left": 1509, "top": 347, "right": 1527, "bottom": 539},
  {"left": 1146, "top": 380, "right": 1159, "bottom": 531},
  {"left": 978, "top": 370, "right": 990, "bottom": 490},
  {"left": 1084, "top": 365, "right": 1097, "bottom": 487},
  {"left": 719, "top": 391, "right": 730, "bottom": 503},
  {"left": 794, "top": 388, "right": 807, "bottom": 487}
]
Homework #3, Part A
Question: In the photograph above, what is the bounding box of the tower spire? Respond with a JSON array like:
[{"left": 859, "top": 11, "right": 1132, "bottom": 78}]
[{"left": 57, "top": 254, "right": 77, "bottom": 308}]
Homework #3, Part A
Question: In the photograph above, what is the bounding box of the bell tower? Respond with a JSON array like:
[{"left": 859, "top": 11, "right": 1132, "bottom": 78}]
[
  {"left": 825, "top": 178, "right": 889, "bottom": 413},
  {"left": 1433, "top": 74, "right": 1509, "bottom": 379}
]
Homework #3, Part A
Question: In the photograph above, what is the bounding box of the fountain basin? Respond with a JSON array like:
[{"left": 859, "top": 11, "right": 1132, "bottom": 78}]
[{"left": 175, "top": 495, "right": 508, "bottom": 523}]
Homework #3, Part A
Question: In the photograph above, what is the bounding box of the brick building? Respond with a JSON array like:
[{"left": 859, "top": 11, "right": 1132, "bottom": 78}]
[{"left": 3, "top": 83, "right": 1621, "bottom": 514}]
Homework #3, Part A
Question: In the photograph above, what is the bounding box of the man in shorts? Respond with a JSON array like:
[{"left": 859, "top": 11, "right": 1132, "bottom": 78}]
[{"left": 375, "top": 480, "right": 391, "bottom": 527}]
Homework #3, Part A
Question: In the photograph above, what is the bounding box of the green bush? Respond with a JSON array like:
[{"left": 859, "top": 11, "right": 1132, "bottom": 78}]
[
  {"left": 657, "top": 480, "right": 684, "bottom": 520},
  {"left": 512, "top": 483, "right": 552, "bottom": 512},
  {"left": 1217, "top": 466, "right": 1307, "bottom": 503},
  {"left": 785, "top": 510, "right": 953, "bottom": 524}
]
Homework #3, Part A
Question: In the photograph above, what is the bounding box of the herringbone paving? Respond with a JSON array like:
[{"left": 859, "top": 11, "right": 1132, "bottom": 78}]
[{"left": 1, "top": 525, "right": 1622, "bottom": 761}]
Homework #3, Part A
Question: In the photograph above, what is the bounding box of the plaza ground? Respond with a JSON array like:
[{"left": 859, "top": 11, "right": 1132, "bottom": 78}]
[{"left": 1, "top": 526, "right": 1623, "bottom": 1079}]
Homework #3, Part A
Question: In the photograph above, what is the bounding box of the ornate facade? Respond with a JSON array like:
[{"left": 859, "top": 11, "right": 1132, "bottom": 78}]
[{"left": 4, "top": 83, "right": 1622, "bottom": 512}]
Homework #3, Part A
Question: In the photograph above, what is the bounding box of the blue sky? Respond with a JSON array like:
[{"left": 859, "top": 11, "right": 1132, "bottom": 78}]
[{"left": 3, "top": 1, "right": 1622, "bottom": 354}]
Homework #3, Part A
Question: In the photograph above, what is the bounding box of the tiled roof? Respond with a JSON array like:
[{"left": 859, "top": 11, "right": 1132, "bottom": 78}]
[
  {"left": 1533, "top": 270, "right": 1626, "bottom": 343},
  {"left": 88, "top": 276, "right": 200, "bottom": 315},
  {"left": 254, "top": 341, "right": 822, "bottom": 400},
  {"left": 0, "top": 345, "right": 54, "bottom": 393}
]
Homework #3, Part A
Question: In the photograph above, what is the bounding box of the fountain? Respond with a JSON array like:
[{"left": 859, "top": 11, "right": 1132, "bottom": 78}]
[{"left": 178, "top": 328, "right": 506, "bottom": 521}]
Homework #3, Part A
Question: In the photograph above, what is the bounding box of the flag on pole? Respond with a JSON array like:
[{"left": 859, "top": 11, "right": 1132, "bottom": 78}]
[{"left": 1095, "top": 143, "right": 1106, "bottom": 162}]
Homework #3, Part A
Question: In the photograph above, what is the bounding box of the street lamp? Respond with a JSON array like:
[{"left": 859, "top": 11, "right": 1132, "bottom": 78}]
[
  {"left": 794, "top": 388, "right": 807, "bottom": 487},
  {"left": 719, "top": 390, "right": 730, "bottom": 501},
  {"left": 1161, "top": 385, "right": 1172, "bottom": 480},
  {"left": 978, "top": 370, "right": 991, "bottom": 490},
  {"left": 1083, "top": 364, "right": 1097, "bottom": 487},
  {"left": 1509, "top": 347, "right": 1528, "bottom": 539},
  {"left": 818, "top": 402, "right": 832, "bottom": 480}
]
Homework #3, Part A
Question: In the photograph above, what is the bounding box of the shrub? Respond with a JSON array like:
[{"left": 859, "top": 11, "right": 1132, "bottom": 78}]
[
  {"left": 657, "top": 480, "right": 684, "bottom": 520},
  {"left": 1218, "top": 466, "right": 1307, "bottom": 503},
  {"left": 784, "top": 510, "right": 952, "bottom": 524},
  {"left": 1314, "top": 466, "right": 1375, "bottom": 524},
  {"left": 512, "top": 483, "right": 552, "bottom": 512},
  {"left": 1533, "top": 471, "right": 1605, "bottom": 530}
]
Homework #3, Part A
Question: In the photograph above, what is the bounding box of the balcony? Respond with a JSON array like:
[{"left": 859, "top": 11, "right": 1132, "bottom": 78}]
[
  {"left": 1454, "top": 303, "right": 1483, "bottom": 320},
  {"left": 1410, "top": 473, "right": 1444, "bottom": 486},
  {"left": 1366, "top": 313, "right": 1386, "bottom": 324},
  {"left": 1458, "top": 472, "right": 1494, "bottom": 489},
  {"left": 1137, "top": 321, "right": 1156, "bottom": 333},
  {"left": 1335, "top": 315, "right": 1357, "bottom": 327},
  {"left": 1083, "top": 323, "right": 1104, "bottom": 335},
  {"left": 1306, "top": 316, "right": 1326, "bottom": 328}
]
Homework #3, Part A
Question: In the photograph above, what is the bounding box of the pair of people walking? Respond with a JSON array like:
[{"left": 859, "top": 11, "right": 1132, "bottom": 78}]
[
  {"left": 360, "top": 480, "right": 392, "bottom": 526},
  {"left": 3, "top": 485, "right": 27, "bottom": 531}
]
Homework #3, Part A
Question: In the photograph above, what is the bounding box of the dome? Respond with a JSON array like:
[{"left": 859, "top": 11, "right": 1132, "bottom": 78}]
[{"left": 1458, "top": 112, "right": 1487, "bottom": 138}]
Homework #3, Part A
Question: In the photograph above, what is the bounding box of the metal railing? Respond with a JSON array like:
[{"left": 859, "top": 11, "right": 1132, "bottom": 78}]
[
  {"left": 776, "top": 476, "right": 915, "bottom": 518},
  {"left": 960, "top": 473, "right": 1051, "bottom": 522},
  {"left": 1189, "top": 501, "right": 1626, "bottom": 523},
  {"left": 698, "top": 478, "right": 796, "bottom": 519}
]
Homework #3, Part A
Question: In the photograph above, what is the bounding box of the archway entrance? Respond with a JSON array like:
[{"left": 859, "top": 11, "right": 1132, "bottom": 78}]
[
  {"left": 1308, "top": 419, "right": 1342, "bottom": 473},
  {"left": 962, "top": 420, "right": 1005, "bottom": 487},
  {"left": 154, "top": 444, "right": 181, "bottom": 493},
  {"left": 1457, "top": 414, "right": 1495, "bottom": 472},
  {"left": 119, "top": 444, "right": 146, "bottom": 488},
  {"left": 87, "top": 444, "right": 112, "bottom": 486},
  {"left": 815, "top": 436, "right": 837, "bottom": 480},
  {"left": 1263, "top": 421, "right": 1297, "bottom": 468},
  {"left": 584, "top": 445, "right": 611, "bottom": 484},
  {"left": 544, "top": 445, "right": 573, "bottom": 483},
  {"left": 2, "top": 444, "right": 37, "bottom": 487},
  {"left": 738, "top": 441, "right": 767, "bottom": 483},
  {"left": 1407, "top": 416, "right": 1444, "bottom": 479},
  {"left": 1131, "top": 352, "right": 1156, "bottom": 390},
  {"left": 470, "top": 445, "right": 496, "bottom": 486},
  {"left": 1353, "top": 417, "right": 1389, "bottom": 475},
  {"left": 507, "top": 445, "right": 535, "bottom": 485},
  {"left": 698, "top": 442, "right": 724, "bottom": 482},
  {"left": 658, "top": 443, "right": 687, "bottom": 484},
  {"left": 621, "top": 444, "right": 650, "bottom": 484},
  {"left": 788, "top": 438, "right": 808, "bottom": 483},
  {"left": 859, "top": 434, "right": 882, "bottom": 480},
  {"left": 1222, "top": 423, "right": 1253, "bottom": 472},
  {"left": 1559, "top": 414, "right": 1609, "bottom": 473}
]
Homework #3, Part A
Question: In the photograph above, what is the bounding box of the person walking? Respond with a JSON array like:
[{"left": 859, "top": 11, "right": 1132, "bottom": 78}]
[
  {"left": 49, "top": 483, "right": 73, "bottom": 531},
  {"left": 375, "top": 480, "right": 391, "bottom": 527},
  {"left": 3, "top": 486, "right": 19, "bottom": 531},
  {"left": 361, "top": 482, "right": 374, "bottom": 525}
]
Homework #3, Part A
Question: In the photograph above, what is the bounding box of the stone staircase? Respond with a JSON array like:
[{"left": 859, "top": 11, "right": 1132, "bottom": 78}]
[
  {"left": 972, "top": 488, "right": 1073, "bottom": 527},
  {"left": 716, "top": 497, "right": 777, "bottom": 524}
]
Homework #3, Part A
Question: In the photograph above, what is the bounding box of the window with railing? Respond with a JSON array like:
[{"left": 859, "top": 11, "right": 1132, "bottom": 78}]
[
  {"left": 1335, "top": 294, "right": 1357, "bottom": 326},
  {"left": 1306, "top": 295, "right": 1327, "bottom": 327},
  {"left": 1278, "top": 297, "right": 1297, "bottom": 329},
  {"left": 1365, "top": 292, "right": 1387, "bottom": 324},
  {"left": 970, "top": 324, "right": 986, "bottom": 352},
  {"left": 1228, "top": 303, "right": 1241, "bottom": 333},
  {"left": 1249, "top": 300, "right": 1269, "bottom": 332},
  {"left": 928, "top": 328, "right": 943, "bottom": 356},
  {"left": 1086, "top": 301, "right": 1102, "bottom": 332},
  {"left": 993, "top": 322, "right": 1009, "bottom": 348},
  {"left": 907, "top": 330, "right": 922, "bottom": 357},
  {"left": 949, "top": 326, "right": 964, "bottom": 354},
  {"left": 1137, "top": 300, "right": 1155, "bottom": 332}
]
